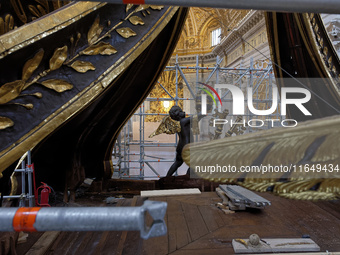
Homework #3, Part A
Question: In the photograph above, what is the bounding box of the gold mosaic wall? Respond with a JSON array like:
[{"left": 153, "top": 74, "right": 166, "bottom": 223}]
[
  {"left": 147, "top": 8, "right": 254, "bottom": 121},
  {"left": 174, "top": 8, "right": 249, "bottom": 55},
  {"left": 145, "top": 71, "right": 183, "bottom": 122}
]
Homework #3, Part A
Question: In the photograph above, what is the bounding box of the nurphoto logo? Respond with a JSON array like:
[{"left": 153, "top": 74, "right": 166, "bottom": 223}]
[{"left": 200, "top": 83, "right": 311, "bottom": 128}]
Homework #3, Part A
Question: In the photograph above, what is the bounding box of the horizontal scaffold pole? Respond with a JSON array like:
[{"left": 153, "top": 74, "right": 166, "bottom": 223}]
[
  {"left": 70, "top": 0, "right": 340, "bottom": 14},
  {"left": 0, "top": 201, "right": 167, "bottom": 239}
]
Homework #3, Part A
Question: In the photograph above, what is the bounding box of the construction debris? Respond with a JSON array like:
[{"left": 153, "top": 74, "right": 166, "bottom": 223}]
[
  {"left": 232, "top": 235, "right": 320, "bottom": 253},
  {"left": 219, "top": 185, "right": 271, "bottom": 210}
]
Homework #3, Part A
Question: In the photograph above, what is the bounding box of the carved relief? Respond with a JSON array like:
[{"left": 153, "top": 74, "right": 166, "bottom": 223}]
[
  {"left": 309, "top": 13, "right": 340, "bottom": 89},
  {"left": 0, "top": 0, "right": 71, "bottom": 36},
  {"left": 0, "top": 4, "right": 164, "bottom": 129}
]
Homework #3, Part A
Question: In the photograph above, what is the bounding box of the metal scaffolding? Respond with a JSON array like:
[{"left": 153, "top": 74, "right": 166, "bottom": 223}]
[
  {"left": 112, "top": 55, "right": 279, "bottom": 179},
  {"left": 1, "top": 151, "right": 35, "bottom": 207}
]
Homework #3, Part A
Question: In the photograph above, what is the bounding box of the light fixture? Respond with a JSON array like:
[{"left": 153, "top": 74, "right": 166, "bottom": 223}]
[{"left": 163, "top": 100, "right": 170, "bottom": 109}]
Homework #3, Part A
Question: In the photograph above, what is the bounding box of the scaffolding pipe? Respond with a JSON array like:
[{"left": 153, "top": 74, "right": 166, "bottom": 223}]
[
  {"left": 0, "top": 201, "right": 167, "bottom": 239},
  {"left": 146, "top": 98, "right": 194, "bottom": 101},
  {"left": 71, "top": 0, "right": 340, "bottom": 14},
  {"left": 166, "top": 66, "right": 272, "bottom": 72}
]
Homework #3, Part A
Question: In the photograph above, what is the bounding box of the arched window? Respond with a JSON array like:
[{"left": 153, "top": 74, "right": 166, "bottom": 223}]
[{"left": 211, "top": 27, "right": 221, "bottom": 46}]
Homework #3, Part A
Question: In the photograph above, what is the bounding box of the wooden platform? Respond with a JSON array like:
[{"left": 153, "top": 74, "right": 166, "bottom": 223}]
[{"left": 16, "top": 192, "right": 340, "bottom": 254}]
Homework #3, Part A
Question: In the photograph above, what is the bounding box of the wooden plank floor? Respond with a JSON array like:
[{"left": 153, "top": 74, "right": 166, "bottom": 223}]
[{"left": 16, "top": 192, "right": 340, "bottom": 254}]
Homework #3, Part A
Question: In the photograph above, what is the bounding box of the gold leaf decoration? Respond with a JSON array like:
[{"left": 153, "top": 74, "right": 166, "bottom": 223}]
[
  {"left": 35, "top": 0, "right": 49, "bottom": 13},
  {"left": 40, "top": 79, "right": 73, "bottom": 92},
  {"left": 5, "top": 14, "right": 14, "bottom": 32},
  {"left": 70, "top": 60, "right": 96, "bottom": 73},
  {"left": 0, "top": 116, "right": 14, "bottom": 130},
  {"left": 37, "top": 5, "right": 47, "bottom": 16},
  {"left": 126, "top": 4, "right": 133, "bottom": 13},
  {"left": 31, "top": 92, "right": 42, "bottom": 98},
  {"left": 28, "top": 5, "right": 40, "bottom": 17},
  {"left": 10, "top": 0, "right": 27, "bottom": 24},
  {"left": 22, "top": 49, "right": 44, "bottom": 82},
  {"left": 116, "top": 27, "right": 137, "bottom": 39},
  {"left": 280, "top": 191, "right": 338, "bottom": 201},
  {"left": 135, "top": 5, "right": 150, "bottom": 12},
  {"left": 83, "top": 42, "right": 117, "bottom": 56},
  {"left": 149, "top": 116, "right": 180, "bottom": 138},
  {"left": 150, "top": 5, "right": 164, "bottom": 10},
  {"left": 52, "top": 1, "right": 62, "bottom": 10},
  {"left": 0, "top": 18, "right": 4, "bottom": 35},
  {"left": 13, "top": 103, "right": 34, "bottom": 110},
  {"left": 25, "top": 103, "right": 34, "bottom": 110},
  {"left": 0, "top": 80, "right": 25, "bottom": 104},
  {"left": 88, "top": 16, "right": 103, "bottom": 45},
  {"left": 129, "top": 16, "right": 144, "bottom": 26},
  {"left": 49, "top": 46, "right": 68, "bottom": 71}
]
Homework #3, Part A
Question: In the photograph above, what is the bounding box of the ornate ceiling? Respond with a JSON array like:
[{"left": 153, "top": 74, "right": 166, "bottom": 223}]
[{"left": 173, "top": 8, "right": 249, "bottom": 56}]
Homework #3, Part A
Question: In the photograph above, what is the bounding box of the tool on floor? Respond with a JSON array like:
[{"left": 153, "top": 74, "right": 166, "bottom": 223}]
[{"left": 232, "top": 234, "right": 320, "bottom": 253}]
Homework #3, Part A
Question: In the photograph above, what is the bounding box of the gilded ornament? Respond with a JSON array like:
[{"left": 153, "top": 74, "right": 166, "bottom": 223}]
[
  {"left": 0, "top": 18, "right": 4, "bottom": 35},
  {"left": 5, "top": 14, "right": 14, "bottom": 32},
  {"left": 129, "top": 16, "right": 144, "bottom": 26},
  {"left": 0, "top": 80, "right": 25, "bottom": 104},
  {"left": 15, "top": 103, "right": 34, "bottom": 110},
  {"left": 116, "top": 27, "right": 137, "bottom": 39},
  {"left": 83, "top": 42, "right": 117, "bottom": 55},
  {"left": 88, "top": 16, "right": 104, "bottom": 45},
  {"left": 328, "top": 56, "right": 332, "bottom": 67},
  {"left": 52, "top": 1, "right": 61, "bottom": 10},
  {"left": 0, "top": 116, "right": 14, "bottom": 130},
  {"left": 149, "top": 116, "right": 181, "bottom": 138},
  {"left": 70, "top": 60, "right": 96, "bottom": 73},
  {"left": 29, "top": 5, "right": 41, "bottom": 18},
  {"left": 280, "top": 191, "right": 337, "bottom": 200},
  {"left": 150, "top": 6, "right": 164, "bottom": 10},
  {"left": 49, "top": 46, "right": 68, "bottom": 71},
  {"left": 126, "top": 4, "right": 133, "bottom": 13},
  {"left": 22, "top": 49, "right": 44, "bottom": 82},
  {"left": 39, "top": 79, "right": 73, "bottom": 92},
  {"left": 312, "top": 17, "right": 316, "bottom": 26},
  {"left": 37, "top": 5, "right": 47, "bottom": 16},
  {"left": 332, "top": 65, "right": 337, "bottom": 74},
  {"left": 30, "top": 92, "right": 42, "bottom": 98},
  {"left": 0, "top": 15, "right": 15, "bottom": 35},
  {"left": 319, "top": 37, "right": 323, "bottom": 48},
  {"left": 10, "top": 0, "right": 27, "bottom": 24},
  {"left": 135, "top": 5, "right": 150, "bottom": 13},
  {"left": 35, "top": 0, "right": 49, "bottom": 13},
  {"left": 323, "top": 46, "right": 328, "bottom": 58}
]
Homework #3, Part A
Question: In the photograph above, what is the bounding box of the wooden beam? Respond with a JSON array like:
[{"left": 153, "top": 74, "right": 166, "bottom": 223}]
[
  {"left": 141, "top": 188, "right": 201, "bottom": 197},
  {"left": 26, "top": 231, "right": 60, "bottom": 255}
]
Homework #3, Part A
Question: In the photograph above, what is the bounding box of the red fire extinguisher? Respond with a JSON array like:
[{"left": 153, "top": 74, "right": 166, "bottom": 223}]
[{"left": 37, "top": 182, "right": 51, "bottom": 207}]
